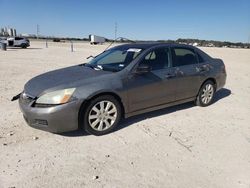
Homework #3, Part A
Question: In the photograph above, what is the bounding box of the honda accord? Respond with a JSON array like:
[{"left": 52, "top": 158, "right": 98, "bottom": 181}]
[{"left": 16, "top": 43, "right": 227, "bottom": 135}]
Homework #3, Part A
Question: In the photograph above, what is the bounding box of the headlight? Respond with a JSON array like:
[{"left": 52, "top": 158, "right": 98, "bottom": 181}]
[{"left": 36, "top": 88, "right": 76, "bottom": 105}]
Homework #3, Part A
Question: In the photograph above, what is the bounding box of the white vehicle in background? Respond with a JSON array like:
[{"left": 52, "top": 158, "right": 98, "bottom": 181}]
[
  {"left": 0, "top": 37, "right": 30, "bottom": 48},
  {"left": 89, "top": 35, "right": 105, "bottom": 45},
  {"left": 0, "top": 37, "right": 7, "bottom": 42}
]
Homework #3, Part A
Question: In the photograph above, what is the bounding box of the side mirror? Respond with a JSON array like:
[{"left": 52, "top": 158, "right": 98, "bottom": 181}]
[{"left": 136, "top": 64, "right": 151, "bottom": 74}]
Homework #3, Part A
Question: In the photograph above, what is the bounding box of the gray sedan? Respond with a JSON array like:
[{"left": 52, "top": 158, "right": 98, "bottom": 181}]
[{"left": 17, "top": 43, "right": 226, "bottom": 135}]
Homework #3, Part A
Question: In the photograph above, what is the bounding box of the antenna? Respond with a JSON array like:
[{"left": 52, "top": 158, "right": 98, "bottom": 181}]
[
  {"left": 37, "top": 24, "right": 40, "bottom": 39},
  {"left": 114, "top": 22, "right": 118, "bottom": 41}
]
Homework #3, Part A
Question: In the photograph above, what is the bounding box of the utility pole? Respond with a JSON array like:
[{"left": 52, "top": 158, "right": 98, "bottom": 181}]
[
  {"left": 36, "top": 24, "right": 40, "bottom": 39},
  {"left": 248, "top": 32, "right": 250, "bottom": 44},
  {"left": 70, "top": 40, "right": 74, "bottom": 52}
]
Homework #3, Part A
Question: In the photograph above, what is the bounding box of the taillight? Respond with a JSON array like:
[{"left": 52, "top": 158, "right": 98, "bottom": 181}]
[{"left": 221, "top": 64, "right": 226, "bottom": 74}]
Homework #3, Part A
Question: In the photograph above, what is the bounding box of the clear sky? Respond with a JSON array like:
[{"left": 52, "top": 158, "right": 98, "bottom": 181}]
[{"left": 0, "top": 0, "right": 249, "bottom": 42}]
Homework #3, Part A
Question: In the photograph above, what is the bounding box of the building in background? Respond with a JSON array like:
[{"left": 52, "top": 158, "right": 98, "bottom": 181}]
[
  {"left": 13, "top": 29, "right": 16, "bottom": 36},
  {"left": 0, "top": 27, "right": 17, "bottom": 37},
  {"left": 8, "top": 28, "right": 13, "bottom": 36},
  {"left": 4, "top": 27, "right": 7, "bottom": 34}
]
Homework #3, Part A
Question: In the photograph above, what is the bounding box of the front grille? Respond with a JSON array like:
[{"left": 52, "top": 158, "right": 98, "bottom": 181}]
[{"left": 33, "top": 103, "right": 58, "bottom": 108}]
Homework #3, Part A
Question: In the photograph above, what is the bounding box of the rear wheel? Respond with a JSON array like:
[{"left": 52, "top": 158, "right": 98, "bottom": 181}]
[
  {"left": 195, "top": 81, "right": 215, "bottom": 107},
  {"left": 81, "top": 95, "right": 121, "bottom": 136}
]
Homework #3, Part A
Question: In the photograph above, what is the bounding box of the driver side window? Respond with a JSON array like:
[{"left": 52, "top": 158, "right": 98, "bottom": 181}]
[{"left": 141, "top": 47, "right": 170, "bottom": 70}]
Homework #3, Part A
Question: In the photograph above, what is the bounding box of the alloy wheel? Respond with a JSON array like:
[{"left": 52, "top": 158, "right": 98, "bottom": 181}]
[
  {"left": 88, "top": 100, "right": 117, "bottom": 131},
  {"left": 201, "top": 84, "right": 214, "bottom": 104}
]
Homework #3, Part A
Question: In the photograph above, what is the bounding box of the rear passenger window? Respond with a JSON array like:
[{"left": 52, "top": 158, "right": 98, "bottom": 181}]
[{"left": 171, "top": 48, "right": 198, "bottom": 67}]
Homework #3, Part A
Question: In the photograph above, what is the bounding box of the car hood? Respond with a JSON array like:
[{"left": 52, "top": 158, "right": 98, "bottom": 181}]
[{"left": 24, "top": 65, "right": 111, "bottom": 97}]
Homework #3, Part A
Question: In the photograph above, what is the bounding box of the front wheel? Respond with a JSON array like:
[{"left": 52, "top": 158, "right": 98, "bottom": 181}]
[
  {"left": 21, "top": 44, "right": 27, "bottom": 48},
  {"left": 195, "top": 81, "right": 215, "bottom": 107},
  {"left": 81, "top": 95, "right": 122, "bottom": 136}
]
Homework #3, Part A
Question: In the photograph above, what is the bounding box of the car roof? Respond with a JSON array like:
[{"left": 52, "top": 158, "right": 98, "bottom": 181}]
[
  {"left": 111, "top": 42, "right": 212, "bottom": 61},
  {"left": 113, "top": 42, "right": 195, "bottom": 50}
]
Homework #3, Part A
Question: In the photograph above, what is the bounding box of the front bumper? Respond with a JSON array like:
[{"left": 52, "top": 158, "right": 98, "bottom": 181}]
[{"left": 19, "top": 94, "right": 82, "bottom": 133}]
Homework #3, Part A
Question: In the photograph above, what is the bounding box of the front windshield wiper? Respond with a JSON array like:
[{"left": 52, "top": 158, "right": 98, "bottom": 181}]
[
  {"left": 83, "top": 63, "right": 103, "bottom": 70},
  {"left": 84, "top": 63, "right": 118, "bottom": 72}
]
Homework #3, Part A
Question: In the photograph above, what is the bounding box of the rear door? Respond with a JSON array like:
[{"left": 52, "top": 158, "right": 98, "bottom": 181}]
[
  {"left": 195, "top": 50, "right": 213, "bottom": 78},
  {"left": 170, "top": 47, "right": 201, "bottom": 100}
]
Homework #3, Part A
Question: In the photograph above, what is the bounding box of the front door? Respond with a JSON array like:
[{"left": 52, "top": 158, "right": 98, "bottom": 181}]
[{"left": 126, "top": 47, "right": 178, "bottom": 112}]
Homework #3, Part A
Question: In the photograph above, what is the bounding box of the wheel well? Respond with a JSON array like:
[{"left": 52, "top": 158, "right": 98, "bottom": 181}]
[
  {"left": 201, "top": 78, "right": 217, "bottom": 89},
  {"left": 195, "top": 78, "right": 217, "bottom": 98},
  {"left": 78, "top": 92, "right": 125, "bottom": 128}
]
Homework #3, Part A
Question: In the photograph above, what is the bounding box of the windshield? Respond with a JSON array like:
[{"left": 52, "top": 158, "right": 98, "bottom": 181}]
[{"left": 86, "top": 47, "right": 144, "bottom": 72}]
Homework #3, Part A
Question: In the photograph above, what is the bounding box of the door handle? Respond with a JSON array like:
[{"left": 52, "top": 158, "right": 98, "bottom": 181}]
[
  {"left": 196, "top": 66, "right": 208, "bottom": 73},
  {"left": 165, "top": 73, "right": 176, "bottom": 79},
  {"left": 199, "top": 68, "right": 206, "bottom": 72}
]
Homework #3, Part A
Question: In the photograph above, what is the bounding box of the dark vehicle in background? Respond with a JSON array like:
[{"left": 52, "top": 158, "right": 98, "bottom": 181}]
[
  {"left": 17, "top": 43, "right": 226, "bottom": 135},
  {"left": 1, "top": 37, "right": 30, "bottom": 48}
]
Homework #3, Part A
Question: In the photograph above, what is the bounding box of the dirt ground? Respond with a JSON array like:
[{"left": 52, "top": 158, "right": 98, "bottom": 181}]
[{"left": 0, "top": 41, "right": 250, "bottom": 188}]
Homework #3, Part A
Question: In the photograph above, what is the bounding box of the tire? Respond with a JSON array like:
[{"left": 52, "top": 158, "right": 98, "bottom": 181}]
[
  {"left": 195, "top": 80, "right": 216, "bottom": 107},
  {"left": 80, "top": 95, "right": 122, "bottom": 136},
  {"left": 21, "top": 44, "right": 27, "bottom": 48}
]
